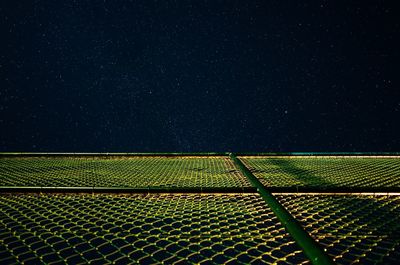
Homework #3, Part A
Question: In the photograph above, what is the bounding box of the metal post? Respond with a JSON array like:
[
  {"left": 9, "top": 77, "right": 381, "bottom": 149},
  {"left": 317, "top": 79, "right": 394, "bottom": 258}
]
[{"left": 230, "top": 153, "right": 334, "bottom": 265}]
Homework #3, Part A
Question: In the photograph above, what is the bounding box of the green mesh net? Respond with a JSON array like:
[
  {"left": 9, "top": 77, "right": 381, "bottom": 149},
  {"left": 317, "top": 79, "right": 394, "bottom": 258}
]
[
  {"left": 0, "top": 193, "right": 307, "bottom": 264},
  {"left": 276, "top": 194, "right": 400, "bottom": 264},
  {"left": 240, "top": 156, "right": 400, "bottom": 190},
  {"left": 1, "top": 154, "right": 399, "bottom": 264},
  {"left": 0, "top": 156, "right": 251, "bottom": 189}
]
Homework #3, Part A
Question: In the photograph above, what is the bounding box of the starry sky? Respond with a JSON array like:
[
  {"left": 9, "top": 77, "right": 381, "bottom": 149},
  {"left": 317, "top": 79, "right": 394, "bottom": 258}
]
[{"left": 1, "top": 1, "right": 399, "bottom": 152}]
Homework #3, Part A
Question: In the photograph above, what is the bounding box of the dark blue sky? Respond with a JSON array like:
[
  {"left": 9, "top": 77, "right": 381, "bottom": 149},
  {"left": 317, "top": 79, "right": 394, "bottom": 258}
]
[{"left": 1, "top": 1, "right": 399, "bottom": 152}]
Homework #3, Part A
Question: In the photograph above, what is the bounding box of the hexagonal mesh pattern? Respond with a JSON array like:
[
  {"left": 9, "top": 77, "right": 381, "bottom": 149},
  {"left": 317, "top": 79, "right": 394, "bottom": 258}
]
[
  {"left": 276, "top": 194, "right": 400, "bottom": 264},
  {"left": 240, "top": 156, "right": 400, "bottom": 190},
  {"left": 0, "top": 156, "right": 251, "bottom": 188},
  {"left": 0, "top": 193, "right": 307, "bottom": 264}
]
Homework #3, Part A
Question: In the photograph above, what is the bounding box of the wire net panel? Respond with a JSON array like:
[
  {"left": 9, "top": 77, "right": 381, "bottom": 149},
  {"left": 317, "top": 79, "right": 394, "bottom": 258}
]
[
  {"left": 276, "top": 194, "right": 400, "bottom": 264},
  {"left": 0, "top": 156, "right": 251, "bottom": 189},
  {"left": 239, "top": 156, "right": 400, "bottom": 190},
  {"left": 0, "top": 193, "right": 308, "bottom": 265}
]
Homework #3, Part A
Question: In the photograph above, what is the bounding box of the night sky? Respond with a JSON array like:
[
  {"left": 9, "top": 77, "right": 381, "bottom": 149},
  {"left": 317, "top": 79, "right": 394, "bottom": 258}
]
[{"left": 1, "top": 1, "right": 399, "bottom": 152}]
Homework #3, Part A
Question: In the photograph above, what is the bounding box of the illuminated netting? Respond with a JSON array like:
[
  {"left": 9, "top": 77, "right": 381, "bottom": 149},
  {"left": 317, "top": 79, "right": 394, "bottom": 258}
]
[
  {"left": 0, "top": 193, "right": 307, "bottom": 264},
  {"left": 240, "top": 156, "right": 400, "bottom": 191},
  {"left": 0, "top": 156, "right": 250, "bottom": 189},
  {"left": 0, "top": 153, "right": 399, "bottom": 265},
  {"left": 277, "top": 194, "right": 400, "bottom": 264}
]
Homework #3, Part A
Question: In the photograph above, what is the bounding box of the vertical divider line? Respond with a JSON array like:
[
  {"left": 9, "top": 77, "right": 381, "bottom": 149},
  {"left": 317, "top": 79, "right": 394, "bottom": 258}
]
[{"left": 229, "top": 153, "right": 334, "bottom": 265}]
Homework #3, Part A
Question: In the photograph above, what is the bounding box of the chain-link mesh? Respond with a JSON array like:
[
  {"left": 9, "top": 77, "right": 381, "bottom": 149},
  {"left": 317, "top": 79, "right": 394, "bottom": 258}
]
[
  {"left": 276, "top": 194, "right": 400, "bottom": 264},
  {"left": 0, "top": 156, "right": 251, "bottom": 189},
  {"left": 240, "top": 156, "right": 400, "bottom": 190},
  {"left": 0, "top": 193, "right": 307, "bottom": 264},
  {"left": 2, "top": 154, "right": 399, "bottom": 264}
]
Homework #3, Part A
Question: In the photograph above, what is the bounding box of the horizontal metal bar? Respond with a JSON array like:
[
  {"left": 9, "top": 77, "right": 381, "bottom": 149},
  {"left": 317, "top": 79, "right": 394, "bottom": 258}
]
[
  {"left": 1, "top": 186, "right": 397, "bottom": 195},
  {"left": 0, "top": 186, "right": 256, "bottom": 194},
  {"left": 0, "top": 152, "right": 230, "bottom": 156},
  {"left": 235, "top": 152, "right": 400, "bottom": 156},
  {"left": 273, "top": 192, "right": 400, "bottom": 196},
  {"left": 1, "top": 152, "right": 400, "bottom": 157},
  {"left": 265, "top": 187, "right": 400, "bottom": 193}
]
